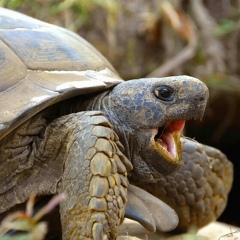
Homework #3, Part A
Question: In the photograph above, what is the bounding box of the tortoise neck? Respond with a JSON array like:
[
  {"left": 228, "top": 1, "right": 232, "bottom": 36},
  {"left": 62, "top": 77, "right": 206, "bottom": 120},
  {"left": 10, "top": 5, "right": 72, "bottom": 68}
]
[
  {"left": 85, "top": 91, "right": 110, "bottom": 112},
  {"left": 54, "top": 91, "right": 108, "bottom": 117},
  {"left": 54, "top": 90, "right": 132, "bottom": 162},
  {"left": 100, "top": 92, "right": 133, "bottom": 161}
]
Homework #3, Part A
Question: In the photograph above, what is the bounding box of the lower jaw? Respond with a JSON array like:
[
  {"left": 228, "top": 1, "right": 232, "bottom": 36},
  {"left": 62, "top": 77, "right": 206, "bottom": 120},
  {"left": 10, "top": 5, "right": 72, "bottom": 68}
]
[{"left": 143, "top": 146, "right": 183, "bottom": 177}]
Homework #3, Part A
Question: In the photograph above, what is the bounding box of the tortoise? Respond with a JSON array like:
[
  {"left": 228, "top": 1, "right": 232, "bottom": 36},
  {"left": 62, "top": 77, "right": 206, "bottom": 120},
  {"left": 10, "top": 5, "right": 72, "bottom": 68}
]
[{"left": 0, "top": 8, "right": 233, "bottom": 240}]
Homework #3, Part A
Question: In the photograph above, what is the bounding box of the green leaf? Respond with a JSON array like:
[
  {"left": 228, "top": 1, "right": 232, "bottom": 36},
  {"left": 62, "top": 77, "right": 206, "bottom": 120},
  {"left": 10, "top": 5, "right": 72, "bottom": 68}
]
[{"left": 214, "top": 19, "right": 237, "bottom": 37}]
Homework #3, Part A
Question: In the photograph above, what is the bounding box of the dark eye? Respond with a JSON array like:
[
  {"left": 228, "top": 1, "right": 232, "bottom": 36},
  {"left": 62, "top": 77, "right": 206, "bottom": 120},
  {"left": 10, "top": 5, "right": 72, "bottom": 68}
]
[{"left": 154, "top": 86, "right": 174, "bottom": 101}]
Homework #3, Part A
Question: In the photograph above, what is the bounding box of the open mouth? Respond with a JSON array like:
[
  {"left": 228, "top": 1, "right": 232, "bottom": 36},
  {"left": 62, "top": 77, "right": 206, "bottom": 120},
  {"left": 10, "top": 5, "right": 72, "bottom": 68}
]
[{"left": 153, "top": 120, "right": 185, "bottom": 162}]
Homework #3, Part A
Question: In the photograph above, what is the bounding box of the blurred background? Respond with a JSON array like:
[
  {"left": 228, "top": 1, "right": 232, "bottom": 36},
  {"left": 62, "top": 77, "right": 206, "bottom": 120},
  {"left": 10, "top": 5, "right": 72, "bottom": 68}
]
[{"left": 1, "top": 0, "right": 239, "bottom": 227}]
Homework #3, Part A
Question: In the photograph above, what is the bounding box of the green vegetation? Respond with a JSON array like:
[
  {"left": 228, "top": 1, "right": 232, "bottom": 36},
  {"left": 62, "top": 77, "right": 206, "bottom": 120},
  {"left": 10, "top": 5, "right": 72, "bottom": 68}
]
[{"left": 0, "top": 195, "right": 65, "bottom": 240}]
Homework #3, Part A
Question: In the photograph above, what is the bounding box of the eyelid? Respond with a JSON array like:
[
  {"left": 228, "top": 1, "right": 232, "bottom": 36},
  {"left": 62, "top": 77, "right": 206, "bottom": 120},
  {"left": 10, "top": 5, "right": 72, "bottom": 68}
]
[{"left": 153, "top": 86, "right": 174, "bottom": 101}]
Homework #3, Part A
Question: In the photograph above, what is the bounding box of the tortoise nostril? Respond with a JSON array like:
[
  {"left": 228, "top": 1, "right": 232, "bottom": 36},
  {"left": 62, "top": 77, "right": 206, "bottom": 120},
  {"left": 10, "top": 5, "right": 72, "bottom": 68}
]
[{"left": 199, "top": 97, "right": 205, "bottom": 102}]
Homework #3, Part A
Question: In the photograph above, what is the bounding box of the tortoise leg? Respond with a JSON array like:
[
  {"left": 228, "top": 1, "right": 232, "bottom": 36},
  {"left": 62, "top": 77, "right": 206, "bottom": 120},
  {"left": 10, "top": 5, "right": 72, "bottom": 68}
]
[
  {"left": 45, "top": 111, "right": 132, "bottom": 239},
  {"left": 130, "top": 137, "right": 233, "bottom": 232}
]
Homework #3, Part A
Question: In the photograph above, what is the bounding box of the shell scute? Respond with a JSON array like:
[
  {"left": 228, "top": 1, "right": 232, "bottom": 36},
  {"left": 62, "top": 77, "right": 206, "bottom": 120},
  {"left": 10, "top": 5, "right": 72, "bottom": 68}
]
[{"left": 0, "top": 8, "right": 122, "bottom": 139}]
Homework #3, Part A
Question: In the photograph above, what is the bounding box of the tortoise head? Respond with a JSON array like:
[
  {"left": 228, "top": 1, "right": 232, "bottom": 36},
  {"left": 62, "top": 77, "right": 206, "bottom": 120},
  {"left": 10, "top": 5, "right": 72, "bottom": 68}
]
[{"left": 102, "top": 76, "right": 209, "bottom": 181}]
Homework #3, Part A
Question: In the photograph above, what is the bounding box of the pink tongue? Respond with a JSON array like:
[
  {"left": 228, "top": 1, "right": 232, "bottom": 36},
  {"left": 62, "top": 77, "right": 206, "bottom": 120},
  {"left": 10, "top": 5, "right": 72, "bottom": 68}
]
[
  {"left": 158, "top": 120, "right": 185, "bottom": 157},
  {"left": 160, "top": 140, "right": 168, "bottom": 150},
  {"left": 168, "top": 120, "right": 185, "bottom": 132},
  {"left": 162, "top": 132, "right": 176, "bottom": 157}
]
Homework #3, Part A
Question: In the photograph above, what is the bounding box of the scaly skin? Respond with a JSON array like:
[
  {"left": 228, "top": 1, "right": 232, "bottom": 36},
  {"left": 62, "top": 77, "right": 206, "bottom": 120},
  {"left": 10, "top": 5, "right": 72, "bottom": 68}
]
[
  {"left": 0, "top": 111, "right": 132, "bottom": 239},
  {"left": 131, "top": 138, "right": 233, "bottom": 232},
  {"left": 58, "top": 112, "right": 132, "bottom": 239}
]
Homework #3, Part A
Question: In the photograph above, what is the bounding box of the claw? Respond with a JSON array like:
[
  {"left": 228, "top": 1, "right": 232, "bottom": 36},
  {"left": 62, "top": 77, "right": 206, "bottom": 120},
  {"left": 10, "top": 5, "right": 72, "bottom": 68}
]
[
  {"left": 125, "top": 185, "right": 179, "bottom": 232},
  {"left": 92, "top": 222, "right": 104, "bottom": 240}
]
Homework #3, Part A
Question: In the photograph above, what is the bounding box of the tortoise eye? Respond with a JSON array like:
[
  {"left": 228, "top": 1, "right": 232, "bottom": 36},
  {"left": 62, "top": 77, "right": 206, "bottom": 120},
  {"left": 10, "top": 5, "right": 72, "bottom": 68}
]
[{"left": 154, "top": 86, "right": 174, "bottom": 101}]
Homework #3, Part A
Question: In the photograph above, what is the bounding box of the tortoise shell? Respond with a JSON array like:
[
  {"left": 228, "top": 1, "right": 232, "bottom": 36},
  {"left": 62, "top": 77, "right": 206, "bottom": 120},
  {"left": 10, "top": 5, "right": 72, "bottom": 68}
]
[{"left": 0, "top": 7, "right": 122, "bottom": 140}]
